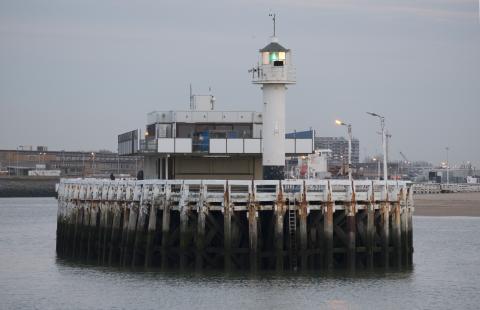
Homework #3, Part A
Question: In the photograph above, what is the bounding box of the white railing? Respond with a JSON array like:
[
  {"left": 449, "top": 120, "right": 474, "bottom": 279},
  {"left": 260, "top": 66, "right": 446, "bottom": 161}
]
[{"left": 56, "top": 178, "right": 412, "bottom": 213}]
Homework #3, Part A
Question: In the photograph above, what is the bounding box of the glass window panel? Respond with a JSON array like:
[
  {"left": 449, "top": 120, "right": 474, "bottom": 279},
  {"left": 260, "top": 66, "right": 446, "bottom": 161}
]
[
  {"left": 278, "top": 52, "right": 286, "bottom": 60},
  {"left": 262, "top": 52, "right": 269, "bottom": 64},
  {"left": 269, "top": 52, "right": 278, "bottom": 62}
]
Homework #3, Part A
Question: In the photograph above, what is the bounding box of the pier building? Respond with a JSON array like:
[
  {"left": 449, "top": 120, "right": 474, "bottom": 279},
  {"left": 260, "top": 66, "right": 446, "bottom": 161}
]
[{"left": 58, "top": 27, "right": 414, "bottom": 271}]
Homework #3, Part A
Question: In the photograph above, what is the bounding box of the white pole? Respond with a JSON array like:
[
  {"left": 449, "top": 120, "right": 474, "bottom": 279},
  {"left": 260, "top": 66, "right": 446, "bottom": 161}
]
[
  {"left": 347, "top": 124, "right": 352, "bottom": 182},
  {"left": 165, "top": 155, "right": 169, "bottom": 180},
  {"left": 381, "top": 117, "right": 388, "bottom": 185},
  {"left": 377, "top": 160, "right": 381, "bottom": 180}
]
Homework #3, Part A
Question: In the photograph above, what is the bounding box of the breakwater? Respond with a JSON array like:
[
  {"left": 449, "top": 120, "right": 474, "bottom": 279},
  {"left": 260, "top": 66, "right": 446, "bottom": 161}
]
[
  {"left": 56, "top": 178, "right": 414, "bottom": 270},
  {"left": 0, "top": 176, "right": 59, "bottom": 197}
]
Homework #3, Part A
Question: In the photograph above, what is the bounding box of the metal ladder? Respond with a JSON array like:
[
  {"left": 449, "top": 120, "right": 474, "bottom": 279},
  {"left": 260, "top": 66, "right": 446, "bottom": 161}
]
[{"left": 288, "top": 198, "right": 298, "bottom": 271}]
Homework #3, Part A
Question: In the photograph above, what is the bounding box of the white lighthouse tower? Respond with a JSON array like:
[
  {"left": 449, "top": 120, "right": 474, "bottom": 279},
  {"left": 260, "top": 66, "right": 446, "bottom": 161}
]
[{"left": 251, "top": 16, "right": 296, "bottom": 180}]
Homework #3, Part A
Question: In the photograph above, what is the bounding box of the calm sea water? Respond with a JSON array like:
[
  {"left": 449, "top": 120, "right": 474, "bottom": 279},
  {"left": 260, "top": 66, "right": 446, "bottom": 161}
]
[{"left": 1, "top": 198, "right": 479, "bottom": 310}]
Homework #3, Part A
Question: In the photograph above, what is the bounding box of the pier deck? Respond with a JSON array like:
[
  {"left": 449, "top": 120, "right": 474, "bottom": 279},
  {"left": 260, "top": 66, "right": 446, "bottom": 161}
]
[{"left": 56, "top": 179, "right": 414, "bottom": 270}]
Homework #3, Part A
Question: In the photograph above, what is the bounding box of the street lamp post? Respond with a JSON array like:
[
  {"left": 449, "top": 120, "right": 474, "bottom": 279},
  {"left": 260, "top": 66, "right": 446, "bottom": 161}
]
[
  {"left": 372, "top": 157, "right": 380, "bottom": 180},
  {"left": 335, "top": 120, "right": 352, "bottom": 182},
  {"left": 367, "top": 112, "right": 388, "bottom": 185}
]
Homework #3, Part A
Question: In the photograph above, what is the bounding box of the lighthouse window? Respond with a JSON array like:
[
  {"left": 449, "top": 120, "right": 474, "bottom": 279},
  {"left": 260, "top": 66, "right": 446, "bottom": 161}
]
[
  {"left": 269, "top": 52, "right": 278, "bottom": 62},
  {"left": 278, "top": 52, "right": 286, "bottom": 61},
  {"left": 262, "top": 52, "right": 269, "bottom": 64}
]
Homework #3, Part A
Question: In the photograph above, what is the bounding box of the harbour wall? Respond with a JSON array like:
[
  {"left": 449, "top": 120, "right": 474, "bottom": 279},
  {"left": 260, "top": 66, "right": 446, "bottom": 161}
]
[
  {"left": 56, "top": 179, "right": 414, "bottom": 271},
  {"left": 0, "top": 176, "right": 59, "bottom": 197},
  {"left": 413, "top": 183, "right": 480, "bottom": 195}
]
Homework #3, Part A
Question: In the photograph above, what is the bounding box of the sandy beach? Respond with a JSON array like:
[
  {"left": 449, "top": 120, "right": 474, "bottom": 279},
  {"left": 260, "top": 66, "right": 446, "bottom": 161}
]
[{"left": 414, "top": 192, "right": 480, "bottom": 217}]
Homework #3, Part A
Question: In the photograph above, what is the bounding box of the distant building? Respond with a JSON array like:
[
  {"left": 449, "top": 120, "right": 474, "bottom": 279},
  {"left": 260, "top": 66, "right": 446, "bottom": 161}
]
[
  {"left": 0, "top": 149, "right": 142, "bottom": 178},
  {"left": 314, "top": 136, "right": 360, "bottom": 166}
]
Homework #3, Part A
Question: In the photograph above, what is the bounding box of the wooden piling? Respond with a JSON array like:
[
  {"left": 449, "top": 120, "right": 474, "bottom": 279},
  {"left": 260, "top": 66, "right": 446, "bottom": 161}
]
[
  {"left": 346, "top": 203, "right": 356, "bottom": 270},
  {"left": 401, "top": 204, "right": 408, "bottom": 266},
  {"left": 71, "top": 206, "right": 79, "bottom": 258},
  {"left": 180, "top": 205, "right": 190, "bottom": 270},
  {"left": 324, "top": 201, "right": 334, "bottom": 270},
  {"left": 64, "top": 204, "right": 74, "bottom": 257},
  {"left": 274, "top": 203, "right": 285, "bottom": 271},
  {"left": 366, "top": 202, "right": 375, "bottom": 269},
  {"left": 86, "top": 204, "right": 97, "bottom": 262},
  {"left": 144, "top": 202, "right": 157, "bottom": 268},
  {"left": 78, "top": 206, "right": 87, "bottom": 260},
  {"left": 392, "top": 201, "right": 402, "bottom": 268},
  {"left": 381, "top": 203, "right": 390, "bottom": 268},
  {"left": 119, "top": 205, "right": 129, "bottom": 266},
  {"left": 132, "top": 204, "right": 147, "bottom": 266},
  {"left": 196, "top": 204, "right": 206, "bottom": 271},
  {"left": 96, "top": 205, "right": 104, "bottom": 264},
  {"left": 102, "top": 204, "right": 113, "bottom": 265},
  {"left": 161, "top": 203, "right": 170, "bottom": 270},
  {"left": 299, "top": 199, "right": 308, "bottom": 270},
  {"left": 124, "top": 205, "right": 138, "bottom": 267},
  {"left": 109, "top": 204, "right": 122, "bottom": 265},
  {"left": 248, "top": 203, "right": 258, "bottom": 272},
  {"left": 224, "top": 204, "right": 232, "bottom": 271}
]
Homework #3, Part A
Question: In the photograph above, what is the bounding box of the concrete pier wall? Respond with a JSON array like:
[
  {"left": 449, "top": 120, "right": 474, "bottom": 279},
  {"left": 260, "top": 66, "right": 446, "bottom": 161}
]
[
  {"left": 56, "top": 178, "right": 414, "bottom": 270},
  {"left": 0, "top": 176, "right": 59, "bottom": 197}
]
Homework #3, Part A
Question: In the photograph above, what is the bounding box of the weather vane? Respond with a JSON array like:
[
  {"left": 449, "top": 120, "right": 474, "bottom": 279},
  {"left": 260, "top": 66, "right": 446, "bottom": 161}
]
[{"left": 269, "top": 12, "right": 276, "bottom": 37}]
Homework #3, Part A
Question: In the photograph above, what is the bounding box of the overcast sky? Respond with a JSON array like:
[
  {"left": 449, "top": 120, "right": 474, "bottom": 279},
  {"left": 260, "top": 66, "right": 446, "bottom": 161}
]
[{"left": 0, "top": 0, "right": 479, "bottom": 167}]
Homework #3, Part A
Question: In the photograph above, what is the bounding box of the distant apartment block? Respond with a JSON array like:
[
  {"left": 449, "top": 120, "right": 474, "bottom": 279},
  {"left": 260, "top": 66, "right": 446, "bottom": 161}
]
[{"left": 314, "top": 136, "right": 360, "bottom": 166}]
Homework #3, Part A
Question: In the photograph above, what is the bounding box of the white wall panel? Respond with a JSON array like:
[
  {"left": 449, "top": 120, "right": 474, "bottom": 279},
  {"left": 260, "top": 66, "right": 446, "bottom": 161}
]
[
  {"left": 192, "top": 112, "right": 208, "bottom": 122},
  {"left": 210, "top": 139, "right": 226, "bottom": 153},
  {"left": 174, "top": 111, "right": 192, "bottom": 123},
  {"left": 227, "top": 139, "right": 243, "bottom": 153},
  {"left": 222, "top": 112, "right": 236, "bottom": 122},
  {"left": 207, "top": 111, "right": 223, "bottom": 122},
  {"left": 175, "top": 138, "right": 192, "bottom": 153},
  {"left": 285, "top": 139, "right": 295, "bottom": 153},
  {"left": 244, "top": 139, "right": 261, "bottom": 153},
  {"left": 238, "top": 112, "right": 253, "bottom": 122},
  {"left": 157, "top": 138, "right": 175, "bottom": 153}
]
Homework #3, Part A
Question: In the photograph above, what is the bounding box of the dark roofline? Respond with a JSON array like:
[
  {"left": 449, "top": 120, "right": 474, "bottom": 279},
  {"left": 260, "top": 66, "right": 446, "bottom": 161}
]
[{"left": 259, "top": 42, "right": 289, "bottom": 53}]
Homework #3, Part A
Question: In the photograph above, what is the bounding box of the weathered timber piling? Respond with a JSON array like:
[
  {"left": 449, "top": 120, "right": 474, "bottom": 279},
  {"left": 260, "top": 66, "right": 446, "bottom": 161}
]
[{"left": 56, "top": 178, "right": 414, "bottom": 270}]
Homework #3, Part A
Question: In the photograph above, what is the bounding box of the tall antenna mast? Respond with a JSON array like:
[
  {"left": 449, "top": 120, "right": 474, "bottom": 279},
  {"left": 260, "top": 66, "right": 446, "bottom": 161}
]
[{"left": 269, "top": 12, "right": 276, "bottom": 37}]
